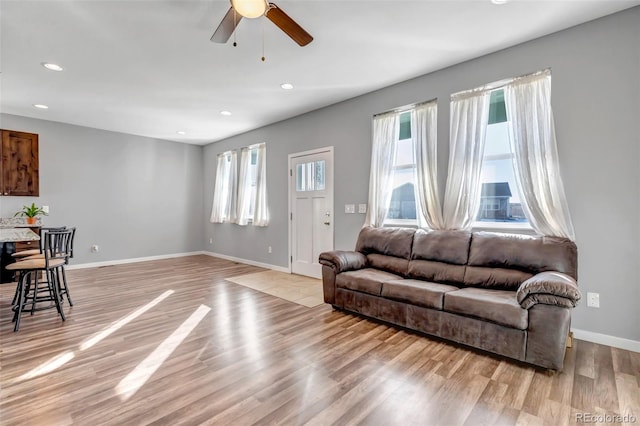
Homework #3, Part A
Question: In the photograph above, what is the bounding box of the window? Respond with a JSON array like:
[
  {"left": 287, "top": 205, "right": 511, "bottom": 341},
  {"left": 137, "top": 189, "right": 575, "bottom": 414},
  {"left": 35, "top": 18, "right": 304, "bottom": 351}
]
[
  {"left": 476, "top": 89, "right": 529, "bottom": 228},
  {"left": 385, "top": 112, "right": 418, "bottom": 225}
]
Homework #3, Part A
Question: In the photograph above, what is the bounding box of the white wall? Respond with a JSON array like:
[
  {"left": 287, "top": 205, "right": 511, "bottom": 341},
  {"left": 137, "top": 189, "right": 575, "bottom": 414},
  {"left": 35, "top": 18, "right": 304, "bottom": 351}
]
[
  {"left": 0, "top": 114, "right": 205, "bottom": 264},
  {"left": 203, "top": 8, "right": 640, "bottom": 342}
]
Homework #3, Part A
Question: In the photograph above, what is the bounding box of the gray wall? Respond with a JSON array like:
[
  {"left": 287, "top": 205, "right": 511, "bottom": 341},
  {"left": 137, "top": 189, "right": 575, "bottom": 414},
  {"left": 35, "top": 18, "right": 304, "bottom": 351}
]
[
  {"left": 203, "top": 8, "right": 640, "bottom": 341},
  {"left": 0, "top": 114, "right": 204, "bottom": 264}
]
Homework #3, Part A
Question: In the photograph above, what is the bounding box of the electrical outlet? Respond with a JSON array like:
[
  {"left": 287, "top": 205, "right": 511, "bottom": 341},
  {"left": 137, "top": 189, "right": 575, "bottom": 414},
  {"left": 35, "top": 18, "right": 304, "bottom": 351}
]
[
  {"left": 358, "top": 204, "right": 367, "bottom": 214},
  {"left": 268, "top": 246, "right": 272, "bottom": 253},
  {"left": 209, "top": 238, "right": 213, "bottom": 244},
  {"left": 345, "top": 204, "right": 355, "bottom": 214},
  {"left": 586, "top": 292, "right": 600, "bottom": 308},
  {"left": 91, "top": 245, "right": 99, "bottom": 253}
]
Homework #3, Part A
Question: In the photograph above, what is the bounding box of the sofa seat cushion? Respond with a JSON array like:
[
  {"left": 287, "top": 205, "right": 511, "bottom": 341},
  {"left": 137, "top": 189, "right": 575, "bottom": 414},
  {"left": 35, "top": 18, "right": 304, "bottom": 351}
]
[
  {"left": 336, "top": 268, "right": 402, "bottom": 296},
  {"left": 444, "top": 288, "right": 528, "bottom": 330},
  {"left": 381, "top": 279, "right": 459, "bottom": 310}
]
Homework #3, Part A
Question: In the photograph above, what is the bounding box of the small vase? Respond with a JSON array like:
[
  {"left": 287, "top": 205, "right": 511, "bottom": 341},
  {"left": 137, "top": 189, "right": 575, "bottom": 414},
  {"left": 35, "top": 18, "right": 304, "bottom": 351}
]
[{"left": 26, "top": 217, "right": 37, "bottom": 225}]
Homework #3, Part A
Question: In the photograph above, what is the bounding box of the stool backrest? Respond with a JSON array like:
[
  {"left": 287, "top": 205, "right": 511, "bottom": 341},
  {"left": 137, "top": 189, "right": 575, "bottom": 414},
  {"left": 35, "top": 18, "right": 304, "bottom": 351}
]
[
  {"left": 43, "top": 228, "right": 75, "bottom": 268},
  {"left": 39, "top": 227, "right": 67, "bottom": 254}
]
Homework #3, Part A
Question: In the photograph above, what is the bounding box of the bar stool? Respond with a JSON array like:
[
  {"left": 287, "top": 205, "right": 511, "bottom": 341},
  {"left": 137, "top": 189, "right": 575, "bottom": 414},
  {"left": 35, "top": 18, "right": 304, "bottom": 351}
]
[
  {"left": 10, "top": 227, "right": 68, "bottom": 305},
  {"left": 15, "top": 227, "right": 76, "bottom": 306},
  {"left": 7, "top": 229, "right": 74, "bottom": 332}
]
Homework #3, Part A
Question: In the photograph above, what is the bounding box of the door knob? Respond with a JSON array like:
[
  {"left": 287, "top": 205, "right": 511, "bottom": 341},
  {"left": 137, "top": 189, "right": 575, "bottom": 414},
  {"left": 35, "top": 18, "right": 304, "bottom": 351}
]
[{"left": 323, "top": 220, "right": 330, "bottom": 225}]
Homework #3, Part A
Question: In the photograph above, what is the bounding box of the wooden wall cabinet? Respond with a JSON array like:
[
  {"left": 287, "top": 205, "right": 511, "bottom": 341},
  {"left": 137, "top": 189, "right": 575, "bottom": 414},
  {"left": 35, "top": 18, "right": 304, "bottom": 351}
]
[{"left": 1, "top": 129, "right": 39, "bottom": 196}]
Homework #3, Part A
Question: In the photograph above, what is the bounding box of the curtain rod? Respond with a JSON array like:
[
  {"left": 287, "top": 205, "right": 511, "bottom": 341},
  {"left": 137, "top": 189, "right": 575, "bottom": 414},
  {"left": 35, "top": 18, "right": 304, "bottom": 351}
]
[
  {"left": 373, "top": 97, "right": 437, "bottom": 118},
  {"left": 451, "top": 68, "right": 551, "bottom": 100}
]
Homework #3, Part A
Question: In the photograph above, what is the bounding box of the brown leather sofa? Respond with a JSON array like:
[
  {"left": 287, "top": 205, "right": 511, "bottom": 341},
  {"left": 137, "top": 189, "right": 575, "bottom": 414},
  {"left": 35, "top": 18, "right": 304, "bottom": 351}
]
[{"left": 319, "top": 227, "right": 580, "bottom": 370}]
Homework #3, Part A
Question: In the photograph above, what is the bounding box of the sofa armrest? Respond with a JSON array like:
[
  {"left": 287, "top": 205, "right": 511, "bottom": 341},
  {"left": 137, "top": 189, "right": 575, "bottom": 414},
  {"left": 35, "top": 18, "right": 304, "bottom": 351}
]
[
  {"left": 319, "top": 251, "right": 367, "bottom": 273},
  {"left": 517, "top": 271, "right": 581, "bottom": 309}
]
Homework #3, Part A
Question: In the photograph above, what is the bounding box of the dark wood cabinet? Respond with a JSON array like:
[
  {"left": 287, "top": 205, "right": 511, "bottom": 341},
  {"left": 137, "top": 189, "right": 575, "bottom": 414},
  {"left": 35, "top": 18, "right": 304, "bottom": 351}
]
[{"left": 1, "top": 129, "right": 39, "bottom": 196}]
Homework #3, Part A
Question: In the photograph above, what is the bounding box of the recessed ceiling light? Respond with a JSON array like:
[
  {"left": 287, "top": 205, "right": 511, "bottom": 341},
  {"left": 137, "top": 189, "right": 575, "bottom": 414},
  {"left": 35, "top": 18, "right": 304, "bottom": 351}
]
[
  {"left": 220, "top": 111, "right": 232, "bottom": 116},
  {"left": 280, "top": 83, "right": 294, "bottom": 90},
  {"left": 176, "top": 131, "right": 187, "bottom": 135},
  {"left": 33, "top": 104, "right": 49, "bottom": 109},
  {"left": 491, "top": 0, "right": 509, "bottom": 4},
  {"left": 42, "top": 62, "right": 64, "bottom": 71}
]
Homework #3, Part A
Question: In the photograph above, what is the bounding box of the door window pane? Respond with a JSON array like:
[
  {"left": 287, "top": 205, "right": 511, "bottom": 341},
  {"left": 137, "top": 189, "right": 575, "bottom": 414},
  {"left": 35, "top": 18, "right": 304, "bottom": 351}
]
[{"left": 296, "top": 160, "right": 326, "bottom": 192}]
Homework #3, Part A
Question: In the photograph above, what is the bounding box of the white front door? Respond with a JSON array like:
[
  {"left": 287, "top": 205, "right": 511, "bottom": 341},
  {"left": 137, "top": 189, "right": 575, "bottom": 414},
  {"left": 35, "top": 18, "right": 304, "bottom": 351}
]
[{"left": 289, "top": 147, "right": 334, "bottom": 279}]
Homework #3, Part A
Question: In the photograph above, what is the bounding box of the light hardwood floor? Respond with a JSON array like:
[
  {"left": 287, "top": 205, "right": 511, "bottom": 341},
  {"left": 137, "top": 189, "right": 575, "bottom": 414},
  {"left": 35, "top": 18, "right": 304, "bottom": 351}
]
[{"left": 0, "top": 256, "right": 638, "bottom": 425}]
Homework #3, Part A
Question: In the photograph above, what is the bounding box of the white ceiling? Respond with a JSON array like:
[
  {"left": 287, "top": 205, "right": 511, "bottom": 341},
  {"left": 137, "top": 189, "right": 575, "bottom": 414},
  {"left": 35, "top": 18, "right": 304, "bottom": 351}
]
[{"left": 1, "top": 0, "right": 638, "bottom": 145}]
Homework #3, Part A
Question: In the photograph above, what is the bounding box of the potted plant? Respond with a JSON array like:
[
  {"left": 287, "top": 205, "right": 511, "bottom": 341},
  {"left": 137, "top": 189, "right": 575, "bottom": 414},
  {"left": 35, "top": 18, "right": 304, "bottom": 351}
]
[{"left": 14, "top": 202, "right": 48, "bottom": 225}]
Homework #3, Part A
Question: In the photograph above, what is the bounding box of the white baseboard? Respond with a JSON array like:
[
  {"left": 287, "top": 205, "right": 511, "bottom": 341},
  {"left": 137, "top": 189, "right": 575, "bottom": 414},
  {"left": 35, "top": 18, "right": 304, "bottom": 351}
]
[
  {"left": 203, "top": 251, "right": 290, "bottom": 273},
  {"left": 66, "top": 251, "right": 207, "bottom": 270},
  {"left": 571, "top": 328, "right": 640, "bottom": 353}
]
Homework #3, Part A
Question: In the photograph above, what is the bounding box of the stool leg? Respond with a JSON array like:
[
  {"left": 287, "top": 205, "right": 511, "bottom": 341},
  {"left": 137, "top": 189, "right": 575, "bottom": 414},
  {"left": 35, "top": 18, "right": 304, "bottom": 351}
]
[
  {"left": 48, "top": 269, "right": 65, "bottom": 322},
  {"left": 59, "top": 267, "right": 73, "bottom": 306},
  {"left": 11, "top": 272, "right": 22, "bottom": 305},
  {"left": 13, "top": 272, "right": 29, "bottom": 332},
  {"left": 30, "top": 273, "right": 40, "bottom": 316}
]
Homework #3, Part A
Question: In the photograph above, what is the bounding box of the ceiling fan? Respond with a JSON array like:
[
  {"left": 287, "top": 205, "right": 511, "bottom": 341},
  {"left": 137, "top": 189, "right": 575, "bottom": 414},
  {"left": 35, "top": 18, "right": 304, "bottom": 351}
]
[{"left": 210, "top": 0, "right": 313, "bottom": 47}]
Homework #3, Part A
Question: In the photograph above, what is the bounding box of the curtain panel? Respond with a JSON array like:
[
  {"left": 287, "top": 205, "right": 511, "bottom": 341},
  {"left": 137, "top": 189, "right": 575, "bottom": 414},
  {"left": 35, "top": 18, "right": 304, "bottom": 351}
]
[
  {"left": 236, "top": 147, "right": 252, "bottom": 226},
  {"left": 365, "top": 111, "right": 399, "bottom": 227},
  {"left": 442, "top": 90, "right": 491, "bottom": 230},
  {"left": 210, "top": 150, "right": 238, "bottom": 223},
  {"left": 412, "top": 100, "right": 444, "bottom": 229},
  {"left": 253, "top": 143, "right": 269, "bottom": 226},
  {"left": 504, "top": 73, "right": 575, "bottom": 240}
]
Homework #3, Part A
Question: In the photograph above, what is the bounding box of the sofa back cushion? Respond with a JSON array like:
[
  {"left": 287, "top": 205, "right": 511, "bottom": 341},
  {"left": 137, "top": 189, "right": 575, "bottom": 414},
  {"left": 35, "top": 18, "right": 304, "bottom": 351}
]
[
  {"left": 356, "top": 226, "right": 415, "bottom": 259},
  {"left": 407, "top": 230, "right": 471, "bottom": 285},
  {"left": 411, "top": 230, "right": 471, "bottom": 264},
  {"left": 356, "top": 227, "right": 415, "bottom": 277},
  {"left": 464, "top": 232, "right": 578, "bottom": 290},
  {"left": 367, "top": 253, "right": 409, "bottom": 277}
]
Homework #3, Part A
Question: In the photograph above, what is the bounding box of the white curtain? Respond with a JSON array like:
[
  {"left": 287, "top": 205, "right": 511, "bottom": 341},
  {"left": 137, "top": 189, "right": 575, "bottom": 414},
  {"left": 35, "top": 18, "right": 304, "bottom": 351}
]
[
  {"left": 236, "top": 147, "right": 252, "bottom": 226},
  {"left": 365, "top": 111, "right": 399, "bottom": 227},
  {"left": 504, "top": 73, "right": 575, "bottom": 240},
  {"left": 253, "top": 143, "right": 269, "bottom": 226},
  {"left": 442, "top": 90, "right": 491, "bottom": 230},
  {"left": 412, "top": 100, "right": 444, "bottom": 229},
  {"left": 210, "top": 150, "right": 237, "bottom": 223}
]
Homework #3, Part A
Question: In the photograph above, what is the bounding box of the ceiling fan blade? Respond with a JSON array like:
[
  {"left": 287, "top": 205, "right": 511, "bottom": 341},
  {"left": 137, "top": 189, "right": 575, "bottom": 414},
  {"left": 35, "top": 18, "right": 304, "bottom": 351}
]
[
  {"left": 266, "top": 3, "right": 313, "bottom": 47},
  {"left": 210, "top": 7, "right": 242, "bottom": 43}
]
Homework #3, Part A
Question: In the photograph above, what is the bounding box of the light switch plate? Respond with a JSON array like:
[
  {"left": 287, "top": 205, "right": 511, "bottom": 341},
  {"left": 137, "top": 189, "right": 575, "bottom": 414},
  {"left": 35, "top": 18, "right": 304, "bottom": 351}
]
[
  {"left": 42, "top": 205, "right": 50, "bottom": 214},
  {"left": 358, "top": 204, "right": 367, "bottom": 214},
  {"left": 345, "top": 204, "right": 355, "bottom": 214}
]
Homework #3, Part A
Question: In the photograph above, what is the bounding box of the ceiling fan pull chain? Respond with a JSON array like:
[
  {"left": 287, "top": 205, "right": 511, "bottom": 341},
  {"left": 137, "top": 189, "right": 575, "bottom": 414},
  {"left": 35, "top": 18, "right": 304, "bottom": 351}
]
[
  {"left": 261, "top": 18, "right": 266, "bottom": 62},
  {"left": 233, "top": 8, "right": 238, "bottom": 47}
]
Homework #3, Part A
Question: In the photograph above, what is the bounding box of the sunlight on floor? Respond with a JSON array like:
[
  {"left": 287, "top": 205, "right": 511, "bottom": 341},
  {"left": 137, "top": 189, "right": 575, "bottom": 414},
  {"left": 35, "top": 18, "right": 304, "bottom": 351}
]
[
  {"left": 115, "top": 304, "right": 211, "bottom": 401},
  {"left": 15, "top": 351, "right": 75, "bottom": 382},
  {"left": 80, "top": 290, "right": 174, "bottom": 351},
  {"left": 13, "top": 290, "right": 175, "bottom": 383}
]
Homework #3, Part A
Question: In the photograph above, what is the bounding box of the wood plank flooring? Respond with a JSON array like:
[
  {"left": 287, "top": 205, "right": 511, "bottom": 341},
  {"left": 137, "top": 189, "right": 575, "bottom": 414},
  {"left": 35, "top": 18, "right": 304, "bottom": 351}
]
[{"left": 0, "top": 255, "right": 638, "bottom": 425}]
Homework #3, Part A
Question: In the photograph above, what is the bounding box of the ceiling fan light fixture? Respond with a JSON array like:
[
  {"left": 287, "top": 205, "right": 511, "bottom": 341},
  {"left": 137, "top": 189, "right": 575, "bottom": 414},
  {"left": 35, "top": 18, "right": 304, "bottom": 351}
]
[
  {"left": 33, "top": 104, "right": 49, "bottom": 109},
  {"left": 220, "top": 110, "right": 233, "bottom": 116},
  {"left": 231, "top": 0, "right": 268, "bottom": 19},
  {"left": 280, "top": 83, "right": 294, "bottom": 90}
]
